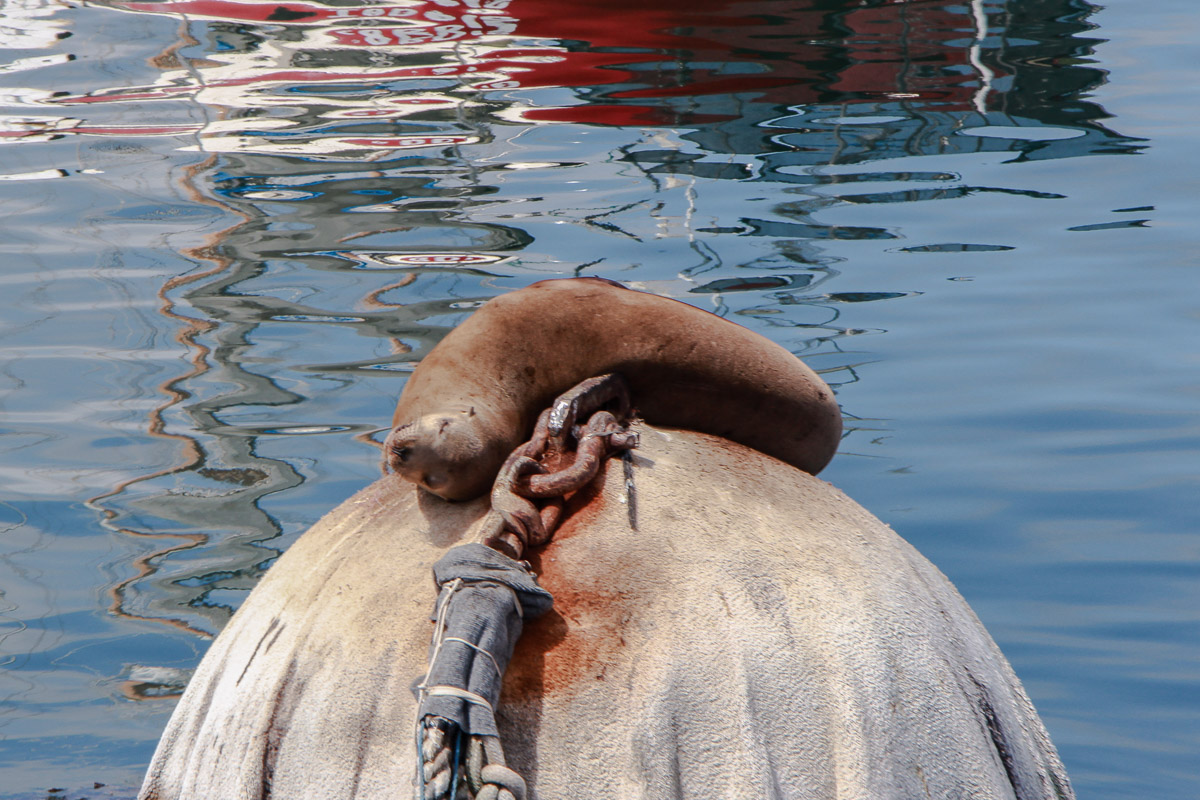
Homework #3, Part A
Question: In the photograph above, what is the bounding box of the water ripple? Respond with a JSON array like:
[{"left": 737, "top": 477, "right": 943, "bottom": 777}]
[{"left": 0, "top": 0, "right": 1183, "bottom": 797}]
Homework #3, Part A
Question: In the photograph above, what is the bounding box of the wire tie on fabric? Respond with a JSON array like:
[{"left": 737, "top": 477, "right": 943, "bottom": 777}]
[
  {"left": 426, "top": 685, "right": 495, "bottom": 713},
  {"left": 419, "top": 578, "right": 464, "bottom": 693},
  {"left": 442, "top": 636, "right": 503, "bottom": 679}
]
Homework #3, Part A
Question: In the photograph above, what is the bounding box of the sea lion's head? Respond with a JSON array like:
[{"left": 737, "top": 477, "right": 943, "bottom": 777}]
[{"left": 384, "top": 406, "right": 499, "bottom": 501}]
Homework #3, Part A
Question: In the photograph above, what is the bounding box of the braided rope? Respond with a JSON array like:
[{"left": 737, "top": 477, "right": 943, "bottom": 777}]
[
  {"left": 418, "top": 718, "right": 455, "bottom": 800},
  {"left": 416, "top": 577, "right": 463, "bottom": 800}
]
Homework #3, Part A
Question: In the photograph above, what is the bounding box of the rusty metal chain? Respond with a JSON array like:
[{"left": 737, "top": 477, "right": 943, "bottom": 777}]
[
  {"left": 481, "top": 373, "right": 638, "bottom": 561},
  {"left": 418, "top": 374, "right": 638, "bottom": 800}
]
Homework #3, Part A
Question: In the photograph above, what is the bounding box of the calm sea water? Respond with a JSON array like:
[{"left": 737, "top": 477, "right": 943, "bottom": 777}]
[{"left": 0, "top": 1, "right": 1196, "bottom": 797}]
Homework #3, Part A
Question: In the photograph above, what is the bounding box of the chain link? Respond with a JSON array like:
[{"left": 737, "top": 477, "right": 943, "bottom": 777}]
[{"left": 482, "top": 373, "right": 638, "bottom": 560}]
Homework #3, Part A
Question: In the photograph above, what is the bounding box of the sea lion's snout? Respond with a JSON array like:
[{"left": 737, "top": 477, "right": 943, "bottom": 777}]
[
  {"left": 384, "top": 410, "right": 493, "bottom": 501},
  {"left": 382, "top": 424, "right": 419, "bottom": 479}
]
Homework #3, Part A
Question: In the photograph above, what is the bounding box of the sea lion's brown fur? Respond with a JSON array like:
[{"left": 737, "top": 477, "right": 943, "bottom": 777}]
[{"left": 387, "top": 277, "right": 842, "bottom": 500}]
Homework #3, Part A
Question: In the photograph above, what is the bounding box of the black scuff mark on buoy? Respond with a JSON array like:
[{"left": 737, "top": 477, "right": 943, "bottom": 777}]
[
  {"left": 237, "top": 617, "right": 284, "bottom": 686},
  {"left": 261, "top": 657, "right": 306, "bottom": 799},
  {"left": 966, "top": 672, "right": 1026, "bottom": 798}
]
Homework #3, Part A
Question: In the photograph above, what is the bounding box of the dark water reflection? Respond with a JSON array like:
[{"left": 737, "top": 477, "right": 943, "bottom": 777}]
[
  {"left": 57, "top": 0, "right": 1136, "bottom": 631},
  {"left": 2, "top": 0, "right": 1189, "bottom": 797}
]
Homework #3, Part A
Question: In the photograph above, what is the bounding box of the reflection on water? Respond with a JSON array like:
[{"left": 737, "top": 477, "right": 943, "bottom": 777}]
[
  {"left": 1, "top": 0, "right": 1185, "bottom": 797},
  {"left": 56, "top": 0, "right": 1133, "bottom": 630}
]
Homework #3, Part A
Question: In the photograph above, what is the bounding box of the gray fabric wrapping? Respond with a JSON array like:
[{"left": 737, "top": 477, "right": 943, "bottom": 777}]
[{"left": 419, "top": 543, "right": 554, "bottom": 737}]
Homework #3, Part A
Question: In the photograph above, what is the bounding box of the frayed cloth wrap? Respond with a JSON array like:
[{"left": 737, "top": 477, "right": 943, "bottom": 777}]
[{"left": 418, "top": 543, "right": 554, "bottom": 737}]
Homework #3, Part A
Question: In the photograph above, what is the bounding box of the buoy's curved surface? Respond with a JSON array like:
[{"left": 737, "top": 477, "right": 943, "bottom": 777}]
[{"left": 139, "top": 424, "right": 1073, "bottom": 800}]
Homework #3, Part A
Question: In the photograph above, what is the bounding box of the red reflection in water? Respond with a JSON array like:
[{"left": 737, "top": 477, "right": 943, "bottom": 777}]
[{"left": 89, "top": 0, "right": 997, "bottom": 128}]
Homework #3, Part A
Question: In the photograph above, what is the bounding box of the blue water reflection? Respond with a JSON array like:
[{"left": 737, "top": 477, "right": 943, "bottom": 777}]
[{"left": 0, "top": 0, "right": 1194, "bottom": 797}]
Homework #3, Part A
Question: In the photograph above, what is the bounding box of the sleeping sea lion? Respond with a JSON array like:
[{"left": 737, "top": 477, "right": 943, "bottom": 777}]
[{"left": 386, "top": 277, "right": 842, "bottom": 500}]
